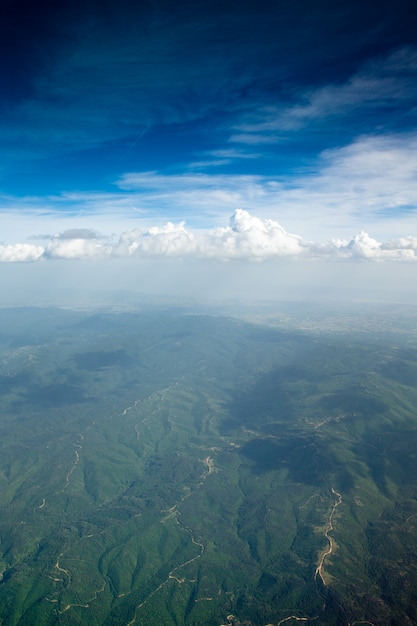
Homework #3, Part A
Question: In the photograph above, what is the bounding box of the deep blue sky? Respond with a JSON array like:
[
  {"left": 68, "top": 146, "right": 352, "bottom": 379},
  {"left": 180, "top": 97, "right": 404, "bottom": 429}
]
[{"left": 1, "top": 0, "right": 417, "bottom": 268}]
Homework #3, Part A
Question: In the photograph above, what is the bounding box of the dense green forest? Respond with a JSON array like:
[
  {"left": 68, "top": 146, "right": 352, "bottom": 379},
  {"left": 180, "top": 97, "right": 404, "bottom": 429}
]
[{"left": 0, "top": 305, "right": 417, "bottom": 625}]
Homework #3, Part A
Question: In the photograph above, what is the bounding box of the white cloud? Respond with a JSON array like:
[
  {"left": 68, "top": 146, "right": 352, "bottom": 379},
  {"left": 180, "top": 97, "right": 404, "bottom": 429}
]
[
  {"left": 115, "top": 133, "right": 417, "bottom": 240},
  {"left": 312, "top": 231, "right": 417, "bottom": 260},
  {"left": 114, "top": 171, "right": 269, "bottom": 225},
  {"left": 115, "top": 221, "right": 197, "bottom": 257},
  {"left": 233, "top": 47, "right": 417, "bottom": 137},
  {"left": 113, "top": 209, "right": 304, "bottom": 259},
  {"left": 294, "top": 133, "right": 417, "bottom": 234},
  {"left": 1, "top": 127, "right": 417, "bottom": 255},
  {"left": 1, "top": 209, "right": 416, "bottom": 263},
  {"left": 0, "top": 243, "right": 44, "bottom": 263},
  {"left": 233, "top": 76, "right": 401, "bottom": 135},
  {"left": 201, "top": 209, "right": 305, "bottom": 258},
  {"left": 53, "top": 228, "right": 101, "bottom": 241},
  {"left": 45, "top": 238, "right": 111, "bottom": 260}
]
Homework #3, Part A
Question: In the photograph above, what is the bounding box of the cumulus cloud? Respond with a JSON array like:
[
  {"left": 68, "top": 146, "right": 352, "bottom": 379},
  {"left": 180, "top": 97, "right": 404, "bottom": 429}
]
[
  {"left": 115, "top": 221, "right": 197, "bottom": 257},
  {"left": 312, "top": 231, "right": 417, "bottom": 260},
  {"left": 44, "top": 238, "right": 111, "bottom": 260},
  {"left": 112, "top": 209, "right": 304, "bottom": 259},
  {"left": 25, "top": 227, "right": 112, "bottom": 259},
  {"left": 2, "top": 209, "right": 417, "bottom": 263},
  {"left": 110, "top": 209, "right": 306, "bottom": 259},
  {"left": 202, "top": 210, "right": 305, "bottom": 258},
  {"left": 0, "top": 243, "right": 44, "bottom": 263},
  {"left": 53, "top": 228, "right": 102, "bottom": 241}
]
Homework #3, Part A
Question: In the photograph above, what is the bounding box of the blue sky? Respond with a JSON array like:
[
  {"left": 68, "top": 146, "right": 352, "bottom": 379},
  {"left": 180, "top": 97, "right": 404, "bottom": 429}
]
[{"left": 1, "top": 0, "right": 417, "bottom": 295}]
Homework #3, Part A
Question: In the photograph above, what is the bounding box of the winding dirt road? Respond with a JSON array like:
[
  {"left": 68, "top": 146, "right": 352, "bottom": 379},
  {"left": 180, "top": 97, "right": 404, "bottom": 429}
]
[{"left": 314, "top": 488, "right": 343, "bottom": 586}]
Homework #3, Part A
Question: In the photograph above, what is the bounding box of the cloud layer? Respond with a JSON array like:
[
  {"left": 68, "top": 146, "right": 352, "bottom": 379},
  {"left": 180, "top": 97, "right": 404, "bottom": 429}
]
[
  {"left": 1, "top": 209, "right": 416, "bottom": 263},
  {"left": 114, "top": 131, "right": 417, "bottom": 236}
]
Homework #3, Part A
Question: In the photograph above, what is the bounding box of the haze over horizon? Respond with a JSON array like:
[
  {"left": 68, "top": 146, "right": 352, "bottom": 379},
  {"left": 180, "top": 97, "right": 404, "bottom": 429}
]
[{"left": 1, "top": 0, "right": 417, "bottom": 303}]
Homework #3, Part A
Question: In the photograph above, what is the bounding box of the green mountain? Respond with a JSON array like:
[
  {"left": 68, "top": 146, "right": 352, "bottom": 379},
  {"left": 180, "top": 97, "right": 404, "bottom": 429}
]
[{"left": 0, "top": 306, "right": 417, "bottom": 625}]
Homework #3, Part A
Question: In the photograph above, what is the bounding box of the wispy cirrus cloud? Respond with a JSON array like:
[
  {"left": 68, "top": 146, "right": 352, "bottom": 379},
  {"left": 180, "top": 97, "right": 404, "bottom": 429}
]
[
  {"left": 283, "top": 132, "right": 417, "bottom": 227},
  {"left": 231, "top": 47, "right": 417, "bottom": 142},
  {"left": 115, "top": 132, "right": 417, "bottom": 237}
]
